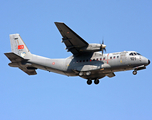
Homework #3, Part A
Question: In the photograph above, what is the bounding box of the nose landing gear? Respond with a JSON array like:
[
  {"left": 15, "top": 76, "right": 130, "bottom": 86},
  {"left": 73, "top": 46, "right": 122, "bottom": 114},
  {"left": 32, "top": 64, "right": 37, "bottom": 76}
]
[{"left": 133, "top": 70, "right": 137, "bottom": 75}]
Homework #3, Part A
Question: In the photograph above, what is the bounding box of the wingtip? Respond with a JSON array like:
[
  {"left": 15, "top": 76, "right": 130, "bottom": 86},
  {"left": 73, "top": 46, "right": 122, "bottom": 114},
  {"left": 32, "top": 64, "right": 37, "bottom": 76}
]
[
  {"left": 9, "top": 33, "right": 20, "bottom": 36},
  {"left": 54, "top": 22, "right": 64, "bottom": 24}
]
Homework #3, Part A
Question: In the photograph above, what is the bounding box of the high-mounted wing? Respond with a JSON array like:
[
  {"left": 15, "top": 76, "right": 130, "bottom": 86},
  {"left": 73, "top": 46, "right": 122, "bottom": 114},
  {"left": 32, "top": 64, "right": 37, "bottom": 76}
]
[{"left": 55, "top": 22, "right": 89, "bottom": 55}]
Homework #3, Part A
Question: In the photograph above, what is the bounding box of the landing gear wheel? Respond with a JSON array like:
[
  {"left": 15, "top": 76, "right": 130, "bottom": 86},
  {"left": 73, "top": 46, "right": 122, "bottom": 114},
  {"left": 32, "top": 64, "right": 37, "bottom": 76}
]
[
  {"left": 94, "top": 79, "right": 100, "bottom": 85},
  {"left": 87, "top": 80, "right": 92, "bottom": 85},
  {"left": 133, "top": 71, "right": 137, "bottom": 75}
]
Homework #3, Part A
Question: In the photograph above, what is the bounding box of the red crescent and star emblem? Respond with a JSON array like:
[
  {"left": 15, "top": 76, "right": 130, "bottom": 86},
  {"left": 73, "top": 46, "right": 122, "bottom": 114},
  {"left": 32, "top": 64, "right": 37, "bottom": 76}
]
[{"left": 18, "top": 45, "right": 24, "bottom": 49}]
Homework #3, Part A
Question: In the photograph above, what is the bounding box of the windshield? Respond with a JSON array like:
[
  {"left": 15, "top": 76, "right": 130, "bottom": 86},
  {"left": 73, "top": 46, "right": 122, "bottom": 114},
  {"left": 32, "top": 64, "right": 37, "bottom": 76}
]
[{"left": 129, "top": 52, "right": 141, "bottom": 56}]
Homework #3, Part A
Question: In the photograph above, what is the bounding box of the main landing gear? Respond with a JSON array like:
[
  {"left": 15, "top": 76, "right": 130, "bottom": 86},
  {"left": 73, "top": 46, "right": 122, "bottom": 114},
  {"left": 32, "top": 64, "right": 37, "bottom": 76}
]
[
  {"left": 87, "top": 79, "right": 92, "bottom": 85},
  {"left": 87, "top": 78, "right": 100, "bottom": 85},
  {"left": 133, "top": 70, "right": 137, "bottom": 75},
  {"left": 94, "top": 79, "right": 99, "bottom": 84}
]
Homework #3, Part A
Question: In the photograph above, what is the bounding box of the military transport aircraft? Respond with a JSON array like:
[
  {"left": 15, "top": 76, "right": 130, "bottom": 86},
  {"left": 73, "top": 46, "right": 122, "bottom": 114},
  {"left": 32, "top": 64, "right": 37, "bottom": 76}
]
[{"left": 4, "top": 22, "right": 150, "bottom": 85}]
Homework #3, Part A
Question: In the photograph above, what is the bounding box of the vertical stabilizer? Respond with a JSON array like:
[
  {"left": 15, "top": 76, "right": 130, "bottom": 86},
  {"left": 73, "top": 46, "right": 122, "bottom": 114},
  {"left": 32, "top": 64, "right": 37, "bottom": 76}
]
[{"left": 10, "top": 34, "right": 32, "bottom": 59}]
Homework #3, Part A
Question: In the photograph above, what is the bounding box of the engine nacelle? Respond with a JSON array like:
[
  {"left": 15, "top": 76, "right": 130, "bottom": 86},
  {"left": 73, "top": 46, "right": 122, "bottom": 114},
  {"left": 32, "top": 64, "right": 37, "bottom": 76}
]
[{"left": 80, "top": 43, "right": 106, "bottom": 52}]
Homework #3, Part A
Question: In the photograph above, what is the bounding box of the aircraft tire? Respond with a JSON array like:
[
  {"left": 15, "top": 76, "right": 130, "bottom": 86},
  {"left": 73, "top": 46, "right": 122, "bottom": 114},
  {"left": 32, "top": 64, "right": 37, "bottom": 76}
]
[
  {"left": 94, "top": 79, "right": 99, "bottom": 85},
  {"left": 133, "top": 71, "right": 137, "bottom": 75},
  {"left": 87, "top": 80, "right": 92, "bottom": 85}
]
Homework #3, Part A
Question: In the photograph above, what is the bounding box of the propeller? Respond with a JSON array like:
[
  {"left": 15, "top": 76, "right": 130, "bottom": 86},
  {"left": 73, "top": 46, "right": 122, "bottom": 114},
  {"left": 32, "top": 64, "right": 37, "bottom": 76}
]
[{"left": 100, "top": 39, "right": 106, "bottom": 55}]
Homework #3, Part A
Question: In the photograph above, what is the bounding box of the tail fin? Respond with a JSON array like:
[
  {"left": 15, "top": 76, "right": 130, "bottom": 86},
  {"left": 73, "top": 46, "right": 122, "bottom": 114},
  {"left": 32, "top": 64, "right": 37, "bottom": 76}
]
[{"left": 10, "top": 34, "right": 32, "bottom": 59}]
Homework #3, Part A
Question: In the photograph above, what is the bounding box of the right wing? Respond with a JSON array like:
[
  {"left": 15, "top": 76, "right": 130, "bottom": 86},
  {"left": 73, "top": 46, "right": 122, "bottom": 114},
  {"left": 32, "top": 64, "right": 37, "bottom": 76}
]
[{"left": 55, "top": 22, "right": 89, "bottom": 55}]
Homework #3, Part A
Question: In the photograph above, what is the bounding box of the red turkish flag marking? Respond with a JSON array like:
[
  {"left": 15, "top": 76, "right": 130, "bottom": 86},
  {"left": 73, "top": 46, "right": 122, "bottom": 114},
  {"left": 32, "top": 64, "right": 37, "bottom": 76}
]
[{"left": 18, "top": 45, "right": 24, "bottom": 49}]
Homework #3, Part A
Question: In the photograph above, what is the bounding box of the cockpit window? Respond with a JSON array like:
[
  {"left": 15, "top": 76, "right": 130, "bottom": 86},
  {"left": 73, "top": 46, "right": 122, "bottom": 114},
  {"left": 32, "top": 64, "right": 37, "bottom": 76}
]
[
  {"left": 129, "top": 53, "right": 133, "bottom": 56},
  {"left": 129, "top": 52, "right": 141, "bottom": 56}
]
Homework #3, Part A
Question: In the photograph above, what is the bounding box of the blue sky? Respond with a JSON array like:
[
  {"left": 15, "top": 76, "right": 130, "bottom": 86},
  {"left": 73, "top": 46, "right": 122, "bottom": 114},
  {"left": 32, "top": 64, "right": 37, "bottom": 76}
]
[{"left": 1, "top": 0, "right": 152, "bottom": 120}]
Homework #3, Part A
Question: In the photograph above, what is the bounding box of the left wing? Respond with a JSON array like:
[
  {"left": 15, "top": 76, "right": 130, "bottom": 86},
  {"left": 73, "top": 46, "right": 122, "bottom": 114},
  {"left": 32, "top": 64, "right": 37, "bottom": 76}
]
[{"left": 55, "top": 22, "right": 89, "bottom": 55}]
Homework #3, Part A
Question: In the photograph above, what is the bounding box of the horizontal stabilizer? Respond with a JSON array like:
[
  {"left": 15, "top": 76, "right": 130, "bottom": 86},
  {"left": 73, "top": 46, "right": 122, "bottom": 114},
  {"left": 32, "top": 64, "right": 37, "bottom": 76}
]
[
  {"left": 4, "top": 52, "right": 25, "bottom": 62},
  {"left": 19, "top": 66, "right": 37, "bottom": 75},
  {"left": 4, "top": 52, "right": 37, "bottom": 75}
]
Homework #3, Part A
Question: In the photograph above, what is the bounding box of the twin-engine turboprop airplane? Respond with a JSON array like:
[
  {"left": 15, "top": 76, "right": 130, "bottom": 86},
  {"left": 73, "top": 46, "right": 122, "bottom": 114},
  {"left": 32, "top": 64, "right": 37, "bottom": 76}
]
[{"left": 4, "top": 22, "right": 150, "bottom": 85}]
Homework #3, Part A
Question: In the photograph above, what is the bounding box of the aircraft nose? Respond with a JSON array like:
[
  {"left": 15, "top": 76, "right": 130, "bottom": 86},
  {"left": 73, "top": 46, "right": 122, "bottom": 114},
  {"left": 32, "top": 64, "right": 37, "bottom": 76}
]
[{"left": 148, "top": 59, "right": 150, "bottom": 65}]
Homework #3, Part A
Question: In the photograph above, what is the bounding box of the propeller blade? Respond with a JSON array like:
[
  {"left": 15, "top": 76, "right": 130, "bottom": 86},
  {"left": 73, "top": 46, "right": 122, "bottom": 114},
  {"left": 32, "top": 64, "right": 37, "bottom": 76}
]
[
  {"left": 102, "top": 49, "right": 103, "bottom": 56},
  {"left": 102, "top": 37, "right": 104, "bottom": 44},
  {"left": 104, "top": 48, "right": 106, "bottom": 53},
  {"left": 100, "top": 37, "right": 106, "bottom": 55},
  {"left": 102, "top": 40, "right": 104, "bottom": 44}
]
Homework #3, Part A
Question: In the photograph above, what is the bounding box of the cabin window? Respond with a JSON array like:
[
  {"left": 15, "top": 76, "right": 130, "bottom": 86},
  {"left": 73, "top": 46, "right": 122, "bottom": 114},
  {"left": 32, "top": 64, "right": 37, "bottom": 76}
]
[
  {"left": 93, "top": 59, "right": 95, "bottom": 61},
  {"left": 83, "top": 60, "right": 85, "bottom": 62},
  {"left": 117, "top": 56, "right": 119, "bottom": 58},
  {"left": 103, "top": 57, "right": 105, "bottom": 60},
  {"left": 100, "top": 58, "right": 102, "bottom": 61},
  {"left": 96, "top": 58, "right": 98, "bottom": 61},
  {"left": 113, "top": 56, "right": 115, "bottom": 59},
  {"left": 80, "top": 60, "right": 81, "bottom": 62},
  {"left": 86, "top": 59, "right": 88, "bottom": 62},
  {"left": 110, "top": 57, "right": 112, "bottom": 59}
]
